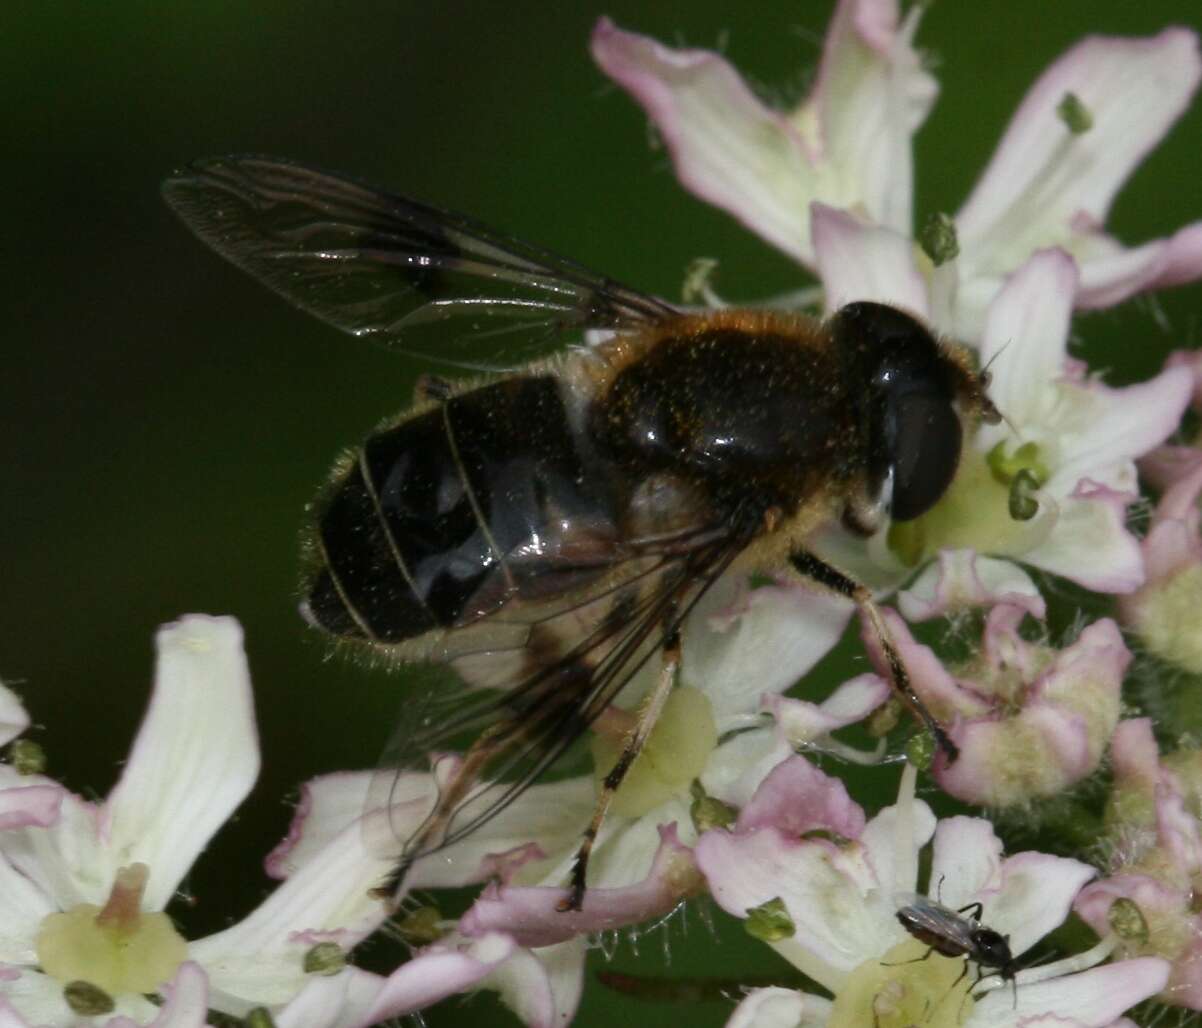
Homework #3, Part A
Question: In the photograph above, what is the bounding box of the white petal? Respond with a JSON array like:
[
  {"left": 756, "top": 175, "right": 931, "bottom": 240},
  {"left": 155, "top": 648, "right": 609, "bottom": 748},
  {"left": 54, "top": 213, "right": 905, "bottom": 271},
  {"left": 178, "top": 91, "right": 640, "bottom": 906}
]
[
  {"left": 700, "top": 727, "right": 792, "bottom": 808},
  {"left": 0, "top": 685, "right": 29, "bottom": 748},
  {"left": 485, "top": 937, "right": 586, "bottom": 1028},
  {"left": 811, "top": 204, "right": 929, "bottom": 315},
  {"left": 145, "top": 963, "right": 210, "bottom": 1028},
  {"left": 102, "top": 616, "right": 259, "bottom": 909},
  {"left": 971, "top": 957, "right": 1169, "bottom": 1026},
  {"left": 0, "top": 848, "right": 56, "bottom": 962},
  {"left": 591, "top": 18, "right": 819, "bottom": 264},
  {"left": 799, "top": 0, "right": 936, "bottom": 234},
  {"left": 726, "top": 987, "right": 808, "bottom": 1028},
  {"left": 928, "top": 816, "right": 1003, "bottom": 909},
  {"left": 957, "top": 28, "right": 1202, "bottom": 269},
  {"left": 1050, "top": 365, "right": 1193, "bottom": 495},
  {"left": 265, "top": 771, "right": 374, "bottom": 879},
  {"left": 272, "top": 967, "right": 388, "bottom": 1028},
  {"left": 1023, "top": 484, "right": 1143, "bottom": 593},
  {"left": 684, "top": 575, "right": 852, "bottom": 720},
  {"left": 979, "top": 250, "right": 1077, "bottom": 429},
  {"left": 988, "top": 850, "right": 1096, "bottom": 957}
]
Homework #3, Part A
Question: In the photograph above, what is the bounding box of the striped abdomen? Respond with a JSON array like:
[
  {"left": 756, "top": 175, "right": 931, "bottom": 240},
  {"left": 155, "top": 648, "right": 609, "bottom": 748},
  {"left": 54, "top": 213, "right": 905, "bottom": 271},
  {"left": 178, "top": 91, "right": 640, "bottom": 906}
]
[{"left": 303, "top": 374, "right": 618, "bottom": 644}]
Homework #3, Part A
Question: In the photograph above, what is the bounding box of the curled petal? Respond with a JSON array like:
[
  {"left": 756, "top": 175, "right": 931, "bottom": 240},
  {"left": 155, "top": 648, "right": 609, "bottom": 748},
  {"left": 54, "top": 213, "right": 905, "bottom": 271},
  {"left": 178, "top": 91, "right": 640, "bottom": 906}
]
[
  {"left": 359, "top": 933, "right": 518, "bottom": 1026},
  {"left": 459, "top": 825, "right": 700, "bottom": 947},
  {"left": 0, "top": 785, "right": 63, "bottom": 831},
  {"left": 764, "top": 674, "right": 890, "bottom": 745},
  {"left": 726, "top": 987, "right": 820, "bottom": 1028},
  {"left": 146, "top": 963, "right": 210, "bottom": 1028},
  {"left": 103, "top": 615, "right": 259, "bottom": 909},
  {"left": 483, "top": 937, "right": 587, "bottom": 1028},
  {"left": 1076, "top": 221, "right": 1202, "bottom": 308},
  {"left": 897, "top": 550, "right": 1044, "bottom": 621},
  {"left": 734, "top": 756, "right": 865, "bottom": 839}
]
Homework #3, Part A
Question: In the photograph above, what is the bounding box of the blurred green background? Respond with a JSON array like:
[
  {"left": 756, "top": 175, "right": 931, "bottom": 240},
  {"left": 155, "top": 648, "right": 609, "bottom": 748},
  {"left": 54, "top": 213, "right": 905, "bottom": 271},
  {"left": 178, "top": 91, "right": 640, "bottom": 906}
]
[{"left": 3, "top": 1, "right": 1201, "bottom": 1025}]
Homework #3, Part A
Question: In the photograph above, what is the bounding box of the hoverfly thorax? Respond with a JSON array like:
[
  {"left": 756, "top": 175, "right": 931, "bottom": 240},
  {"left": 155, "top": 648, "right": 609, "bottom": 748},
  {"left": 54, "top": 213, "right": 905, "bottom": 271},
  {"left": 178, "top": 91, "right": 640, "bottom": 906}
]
[{"left": 833, "top": 301, "right": 998, "bottom": 526}]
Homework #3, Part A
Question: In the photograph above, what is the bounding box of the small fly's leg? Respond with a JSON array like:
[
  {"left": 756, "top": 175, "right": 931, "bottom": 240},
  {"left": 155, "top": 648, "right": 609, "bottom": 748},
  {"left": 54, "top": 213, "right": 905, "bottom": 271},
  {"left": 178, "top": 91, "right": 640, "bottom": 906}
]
[
  {"left": 558, "top": 623, "right": 683, "bottom": 913},
  {"left": 881, "top": 946, "right": 936, "bottom": 967},
  {"left": 789, "top": 549, "right": 958, "bottom": 763},
  {"left": 958, "top": 901, "right": 984, "bottom": 922}
]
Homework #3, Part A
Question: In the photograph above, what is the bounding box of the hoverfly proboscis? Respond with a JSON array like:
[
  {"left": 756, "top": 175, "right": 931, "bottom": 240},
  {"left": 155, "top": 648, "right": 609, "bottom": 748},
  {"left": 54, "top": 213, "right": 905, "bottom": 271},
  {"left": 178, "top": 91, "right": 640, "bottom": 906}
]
[{"left": 163, "top": 156, "right": 999, "bottom": 912}]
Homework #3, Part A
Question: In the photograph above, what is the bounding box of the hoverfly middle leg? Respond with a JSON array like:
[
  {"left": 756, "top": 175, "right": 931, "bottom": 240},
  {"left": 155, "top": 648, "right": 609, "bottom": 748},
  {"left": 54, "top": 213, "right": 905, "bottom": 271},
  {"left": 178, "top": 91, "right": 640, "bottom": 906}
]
[
  {"left": 788, "top": 549, "right": 958, "bottom": 763},
  {"left": 558, "top": 620, "right": 684, "bottom": 913}
]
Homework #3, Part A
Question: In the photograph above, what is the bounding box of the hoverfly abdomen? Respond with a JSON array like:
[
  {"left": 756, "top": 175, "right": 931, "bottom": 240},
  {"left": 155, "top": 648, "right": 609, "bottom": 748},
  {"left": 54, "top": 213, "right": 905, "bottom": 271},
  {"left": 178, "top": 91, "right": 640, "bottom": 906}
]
[{"left": 304, "top": 375, "right": 621, "bottom": 643}]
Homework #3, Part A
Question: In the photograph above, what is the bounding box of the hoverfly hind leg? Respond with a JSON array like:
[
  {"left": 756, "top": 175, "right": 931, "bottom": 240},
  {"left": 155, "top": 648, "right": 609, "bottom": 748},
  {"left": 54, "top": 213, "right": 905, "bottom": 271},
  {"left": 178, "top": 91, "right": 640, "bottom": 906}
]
[
  {"left": 558, "top": 622, "right": 684, "bottom": 913},
  {"left": 788, "top": 549, "right": 958, "bottom": 763}
]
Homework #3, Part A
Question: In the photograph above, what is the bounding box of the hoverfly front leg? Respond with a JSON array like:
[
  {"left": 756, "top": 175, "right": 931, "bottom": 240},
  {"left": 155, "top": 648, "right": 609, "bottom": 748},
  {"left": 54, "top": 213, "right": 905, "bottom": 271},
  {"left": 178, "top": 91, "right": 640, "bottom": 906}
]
[
  {"left": 788, "top": 549, "right": 958, "bottom": 763},
  {"left": 559, "top": 621, "right": 684, "bottom": 912},
  {"left": 414, "top": 372, "right": 454, "bottom": 405}
]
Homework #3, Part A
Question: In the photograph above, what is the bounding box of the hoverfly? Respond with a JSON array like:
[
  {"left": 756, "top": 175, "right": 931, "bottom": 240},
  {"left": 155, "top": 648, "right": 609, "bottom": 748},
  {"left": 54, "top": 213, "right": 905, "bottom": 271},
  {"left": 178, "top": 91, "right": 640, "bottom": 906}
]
[
  {"left": 163, "top": 156, "right": 998, "bottom": 910},
  {"left": 894, "top": 892, "right": 1018, "bottom": 1000}
]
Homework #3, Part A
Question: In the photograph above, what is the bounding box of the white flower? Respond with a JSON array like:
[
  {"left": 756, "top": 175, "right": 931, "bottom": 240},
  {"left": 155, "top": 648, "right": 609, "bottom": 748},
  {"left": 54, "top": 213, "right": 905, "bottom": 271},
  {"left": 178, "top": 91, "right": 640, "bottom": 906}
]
[
  {"left": 0, "top": 616, "right": 476, "bottom": 1028},
  {"left": 696, "top": 761, "right": 1171, "bottom": 1027},
  {"left": 594, "top": 2, "right": 1202, "bottom": 341}
]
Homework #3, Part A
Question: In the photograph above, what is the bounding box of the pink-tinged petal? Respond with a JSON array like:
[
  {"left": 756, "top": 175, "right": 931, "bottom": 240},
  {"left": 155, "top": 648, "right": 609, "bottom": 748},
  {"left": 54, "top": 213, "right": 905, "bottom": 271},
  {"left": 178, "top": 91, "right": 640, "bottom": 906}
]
[
  {"left": 460, "top": 825, "right": 700, "bottom": 947},
  {"left": 696, "top": 826, "right": 883, "bottom": 984},
  {"left": 273, "top": 966, "right": 387, "bottom": 1028},
  {"left": 591, "top": 18, "right": 818, "bottom": 265},
  {"left": 1164, "top": 933, "right": 1202, "bottom": 1009},
  {"left": 858, "top": 794, "right": 936, "bottom": 905},
  {"left": 867, "top": 609, "right": 993, "bottom": 718},
  {"left": 957, "top": 28, "right": 1202, "bottom": 265},
  {"left": 1074, "top": 873, "right": 1186, "bottom": 938},
  {"left": 1141, "top": 444, "right": 1202, "bottom": 493},
  {"left": 803, "top": 0, "right": 935, "bottom": 234},
  {"left": 979, "top": 249, "right": 1077, "bottom": 425},
  {"left": 192, "top": 821, "right": 392, "bottom": 1003},
  {"left": 810, "top": 204, "right": 928, "bottom": 315},
  {"left": 359, "top": 933, "right": 518, "bottom": 1026},
  {"left": 145, "top": 963, "right": 209, "bottom": 1028},
  {"left": 735, "top": 756, "right": 865, "bottom": 839},
  {"left": 102, "top": 615, "right": 259, "bottom": 909},
  {"left": 898, "top": 551, "right": 1044, "bottom": 622},
  {"left": 990, "top": 851, "right": 1096, "bottom": 957},
  {"left": 0, "top": 686, "right": 29, "bottom": 748},
  {"left": 1109, "top": 718, "right": 1159, "bottom": 788},
  {"left": 484, "top": 937, "right": 586, "bottom": 1028},
  {"left": 700, "top": 728, "right": 793, "bottom": 809},
  {"left": 725, "top": 987, "right": 812, "bottom": 1028},
  {"left": 265, "top": 771, "right": 371, "bottom": 879},
  {"left": 1023, "top": 482, "right": 1145, "bottom": 593},
  {"left": 685, "top": 575, "right": 852, "bottom": 720},
  {"left": 764, "top": 674, "right": 890, "bottom": 743},
  {"left": 978, "top": 957, "right": 1169, "bottom": 1024},
  {"left": 0, "top": 999, "right": 30, "bottom": 1028},
  {"left": 1076, "top": 221, "right": 1202, "bottom": 308},
  {"left": 1050, "top": 365, "right": 1193, "bottom": 495},
  {"left": 0, "top": 785, "right": 63, "bottom": 830}
]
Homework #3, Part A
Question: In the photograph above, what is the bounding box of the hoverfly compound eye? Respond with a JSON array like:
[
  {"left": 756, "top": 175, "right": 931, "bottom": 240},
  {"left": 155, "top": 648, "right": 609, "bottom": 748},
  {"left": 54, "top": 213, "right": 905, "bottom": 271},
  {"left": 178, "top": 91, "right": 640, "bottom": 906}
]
[{"left": 887, "top": 392, "right": 962, "bottom": 521}]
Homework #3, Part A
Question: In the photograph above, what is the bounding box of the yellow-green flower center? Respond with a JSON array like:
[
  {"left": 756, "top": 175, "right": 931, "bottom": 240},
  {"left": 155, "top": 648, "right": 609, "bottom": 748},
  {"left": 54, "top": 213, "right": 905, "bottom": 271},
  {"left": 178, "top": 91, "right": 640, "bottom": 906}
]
[
  {"left": 591, "top": 687, "right": 718, "bottom": 818},
  {"left": 827, "top": 939, "right": 976, "bottom": 1028},
  {"left": 35, "top": 863, "right": 188, "bottom": 997},
  {"left": 1131, "top": 564, "right": 1202, "bottom": 674},
  {"left": 888, "top": 444, "right": 1054, "bottom": 567}
]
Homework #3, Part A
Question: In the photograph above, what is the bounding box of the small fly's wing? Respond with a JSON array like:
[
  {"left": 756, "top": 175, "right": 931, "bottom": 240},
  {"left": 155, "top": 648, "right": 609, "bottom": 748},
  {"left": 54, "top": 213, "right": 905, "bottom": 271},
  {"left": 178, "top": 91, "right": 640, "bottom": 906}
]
[
  {"left": 362, "top": 517, "right": 758, "bottom": 895},
  {"left": 162, "top": 155, "right": 678, "bottom": 369},
  {"left": 894, "top": 893, "right": 976, "bottom": 956}
]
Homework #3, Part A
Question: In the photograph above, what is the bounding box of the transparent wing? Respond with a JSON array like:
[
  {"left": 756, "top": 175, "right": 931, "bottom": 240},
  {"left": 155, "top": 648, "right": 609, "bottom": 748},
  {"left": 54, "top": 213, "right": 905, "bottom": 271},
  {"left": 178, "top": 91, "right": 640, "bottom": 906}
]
[
  {"left": 895, "top": 895, "right": 976, "bottom": 951},
  {"left": 363, "top": 517, "right": 758, "bottom": 894},
  {"left": 162, "top": 155, "right": 678, "bottom": 369}
]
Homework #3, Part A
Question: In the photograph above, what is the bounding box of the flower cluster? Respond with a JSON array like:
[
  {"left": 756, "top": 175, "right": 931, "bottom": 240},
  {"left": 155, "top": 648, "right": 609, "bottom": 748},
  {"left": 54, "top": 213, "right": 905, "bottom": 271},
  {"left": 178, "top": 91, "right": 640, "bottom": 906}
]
[{"left": 5, "top": 2, "right": 1201, "bottom": 1026}]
